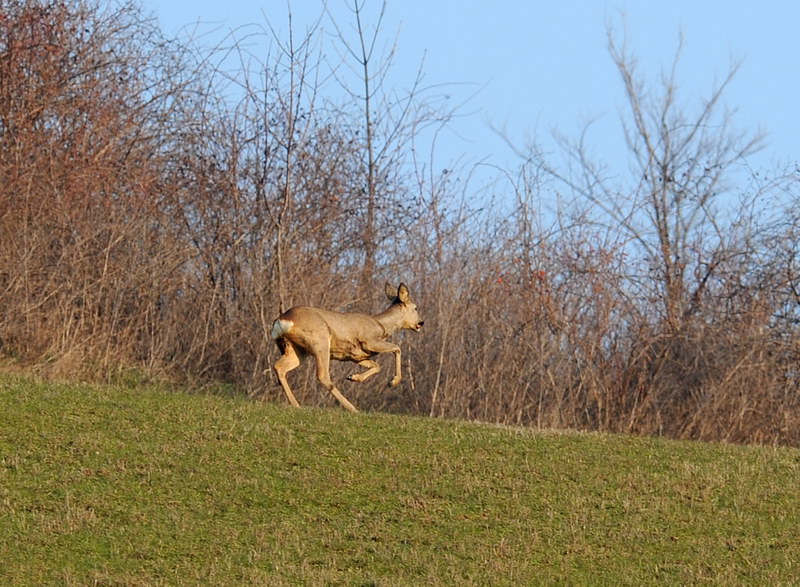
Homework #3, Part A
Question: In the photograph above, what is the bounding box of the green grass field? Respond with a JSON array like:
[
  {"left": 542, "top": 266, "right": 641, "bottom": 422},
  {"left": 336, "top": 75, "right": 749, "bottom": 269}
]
[{"left": 1, "top": 374, "right": 798, "bottom": 585}]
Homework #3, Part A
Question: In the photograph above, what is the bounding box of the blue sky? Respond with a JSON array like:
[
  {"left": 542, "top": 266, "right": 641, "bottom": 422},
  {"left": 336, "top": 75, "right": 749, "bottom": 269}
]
[{"left": 148, "top": 1, "right": 800, "bottom": 181}]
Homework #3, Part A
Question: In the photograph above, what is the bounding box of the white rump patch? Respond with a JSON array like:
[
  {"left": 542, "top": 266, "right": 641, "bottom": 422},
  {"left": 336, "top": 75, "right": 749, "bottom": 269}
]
[{"left": 271, "top": 319, "right": 294, "bottom": 339}]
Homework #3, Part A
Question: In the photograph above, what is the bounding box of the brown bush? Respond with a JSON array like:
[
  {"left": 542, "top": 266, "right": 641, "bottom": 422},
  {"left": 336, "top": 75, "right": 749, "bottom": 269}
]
[{"left": 1, "top": 1, "right": 799, "bottom": 446}]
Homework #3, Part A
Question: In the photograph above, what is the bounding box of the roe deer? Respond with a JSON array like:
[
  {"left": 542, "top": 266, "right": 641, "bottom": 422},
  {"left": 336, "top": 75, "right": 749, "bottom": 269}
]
[{"left": 270, "top": 283, "right": 424, "bottom": 412}]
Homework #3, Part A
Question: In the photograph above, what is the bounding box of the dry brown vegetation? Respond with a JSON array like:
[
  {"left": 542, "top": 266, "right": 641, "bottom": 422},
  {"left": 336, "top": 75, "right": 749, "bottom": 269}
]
[{"left": 2, "top": 0, "right": 800, "bottom": 445}]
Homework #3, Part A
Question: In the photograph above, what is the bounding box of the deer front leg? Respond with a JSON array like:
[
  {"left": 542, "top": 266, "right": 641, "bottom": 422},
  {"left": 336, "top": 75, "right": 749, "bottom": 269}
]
[
  {"left": 389, "top": 347, "right": 402, "bottom": 387},
  {"left": 348, "top": 359, "right": 380, "bottom": 383},
  {"left": 361, "top": 341, "right": 402, "bottom": 386}
]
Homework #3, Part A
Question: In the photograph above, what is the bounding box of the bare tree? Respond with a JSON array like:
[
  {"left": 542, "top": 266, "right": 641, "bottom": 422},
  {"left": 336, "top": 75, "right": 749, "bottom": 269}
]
[{"left": 325, "top": 0, "right": 439, "bottom": 294}]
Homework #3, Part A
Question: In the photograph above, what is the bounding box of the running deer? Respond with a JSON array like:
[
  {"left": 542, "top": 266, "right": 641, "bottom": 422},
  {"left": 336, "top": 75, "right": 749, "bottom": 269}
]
[{"left": 270, "top": 283, "right": 424, "bottom": 412}]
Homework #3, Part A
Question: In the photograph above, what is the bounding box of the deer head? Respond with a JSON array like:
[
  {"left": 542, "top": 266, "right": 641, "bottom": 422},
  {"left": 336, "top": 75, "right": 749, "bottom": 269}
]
[{"left": 384, "top": 282, "right": 424, "bottom": 333}]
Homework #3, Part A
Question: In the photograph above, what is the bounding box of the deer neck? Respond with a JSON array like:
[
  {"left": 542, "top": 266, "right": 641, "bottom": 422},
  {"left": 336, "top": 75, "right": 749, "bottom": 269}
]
[{"left": 375, "top": 305, "right": 403, "bottom": 336}]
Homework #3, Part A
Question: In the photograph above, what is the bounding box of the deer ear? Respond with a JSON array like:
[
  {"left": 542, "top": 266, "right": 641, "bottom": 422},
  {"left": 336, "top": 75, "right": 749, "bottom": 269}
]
[
  {"left": 385, "top": 282, "right": 397, "bottom": 301},
  {"left": 397, "top": 283, "right": 410, "bottom": 303}
]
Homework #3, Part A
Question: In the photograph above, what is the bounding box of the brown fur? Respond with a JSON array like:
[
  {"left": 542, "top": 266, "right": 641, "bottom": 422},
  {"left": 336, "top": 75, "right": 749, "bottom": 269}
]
[{"left": 270, "top": 283, "right": 424, "bottom": 412}]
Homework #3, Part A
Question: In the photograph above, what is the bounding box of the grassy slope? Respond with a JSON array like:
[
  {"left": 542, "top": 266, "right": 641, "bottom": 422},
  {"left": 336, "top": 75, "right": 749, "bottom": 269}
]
[{"left": 0, "top": 375, "right": 798, "bottom": 585}]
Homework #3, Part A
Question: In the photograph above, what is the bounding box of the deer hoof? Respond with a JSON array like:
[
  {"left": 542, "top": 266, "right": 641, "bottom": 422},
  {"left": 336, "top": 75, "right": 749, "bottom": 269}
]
[{"left": 389, "top": 377, "right": 401, "bottom": 387}]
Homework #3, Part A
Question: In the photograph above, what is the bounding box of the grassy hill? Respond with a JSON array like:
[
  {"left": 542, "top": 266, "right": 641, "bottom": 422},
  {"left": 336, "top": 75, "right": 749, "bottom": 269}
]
[{"left": 1, "top": 375, "right": 798, "bottom": 585}]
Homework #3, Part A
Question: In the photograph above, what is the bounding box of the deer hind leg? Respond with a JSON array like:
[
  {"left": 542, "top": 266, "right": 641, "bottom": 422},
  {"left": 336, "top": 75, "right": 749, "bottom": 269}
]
[
  {"left": 347, "top": 359, "right": 380, "bottom": 383},
  {"left": 273, "top": 339, "right": 302, "bottom": 408},
  {"left": 310, "top": 345, "right": 358, "bottom": 413}
]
